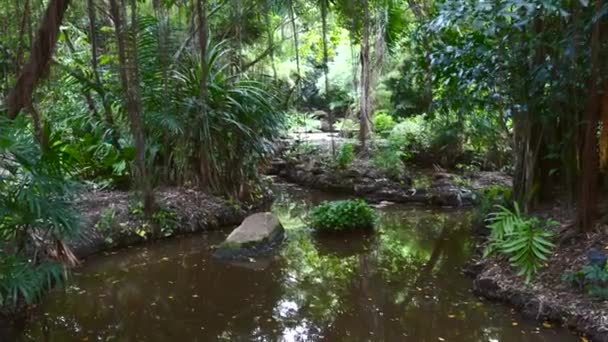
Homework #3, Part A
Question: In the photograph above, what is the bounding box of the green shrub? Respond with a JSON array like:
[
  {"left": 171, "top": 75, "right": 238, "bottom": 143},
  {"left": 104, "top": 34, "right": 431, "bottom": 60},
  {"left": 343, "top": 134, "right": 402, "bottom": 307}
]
[
  {"left": 388, "top": 116, "right": 429, "bottom": 153},
  {"left": 372, "top": 145, "right": 404, "bottom": 179},
  {"left": 484, "top": 203, "right": 556, "bottom": 282},
  {"left": 153, "top": 208, "right": 179, "bottom": 237},
  {"left": 563, "top": 264, "right": 608, "bottom": 300},
  {"left": 309, "top": 200, "right": 376, "bottom": 232},
  {"left": 96, "top": 207, "right": 118, "bottom": 232},
  {"left": 373, "top": 111, "right": 396, "bottom": 134},
  {"left": 336, "top": 143, "right": 355, "bottom": 169},
  {"left": 478, "top": 185, "right": 513, "bottom": 216},
  {"left": 130, "top": 201, "right": 178, "bottom": 237}
]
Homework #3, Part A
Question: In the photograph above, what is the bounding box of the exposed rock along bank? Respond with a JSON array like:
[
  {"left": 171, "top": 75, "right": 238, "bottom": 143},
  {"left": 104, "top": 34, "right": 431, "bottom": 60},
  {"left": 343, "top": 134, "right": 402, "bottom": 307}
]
[
  {"left": 269, "top": 156, "right": 511, "bottom": 207},
  {"left": 69, "top": 187, "right": 272, "bottom": 259},
  {"left": 213, "top": 212, "right": 285, "bottom": 260}
]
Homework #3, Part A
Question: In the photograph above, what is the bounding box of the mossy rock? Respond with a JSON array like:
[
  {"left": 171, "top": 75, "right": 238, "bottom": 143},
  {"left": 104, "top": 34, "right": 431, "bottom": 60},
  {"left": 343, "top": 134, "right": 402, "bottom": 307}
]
[{"left": 213, "top": 212, "right": 285, "bottom": 260}]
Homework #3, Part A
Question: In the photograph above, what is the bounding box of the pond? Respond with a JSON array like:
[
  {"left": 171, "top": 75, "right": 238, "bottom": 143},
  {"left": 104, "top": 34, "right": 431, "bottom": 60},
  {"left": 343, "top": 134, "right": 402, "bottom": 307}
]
[{"left": 17, "top": 182, "right": 578, "bottom": 341}]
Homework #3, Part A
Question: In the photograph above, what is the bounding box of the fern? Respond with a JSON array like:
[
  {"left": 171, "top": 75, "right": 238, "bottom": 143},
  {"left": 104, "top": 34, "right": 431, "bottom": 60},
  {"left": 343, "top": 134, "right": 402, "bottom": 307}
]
[{"left": 484, "top": 203, "right": 556, "bottom": 282}]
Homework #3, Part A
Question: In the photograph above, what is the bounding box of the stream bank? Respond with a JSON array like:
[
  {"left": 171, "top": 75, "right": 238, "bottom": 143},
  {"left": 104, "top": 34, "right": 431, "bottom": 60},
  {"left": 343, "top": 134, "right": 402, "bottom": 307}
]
[
  {"left": 269, "top": 143, "right": 511, "bottom": 207},
  {"left": 470, "top": 205, "right": 608, "bottom": 342},
  {"left": 0, "top": 186, "right": 271, "bottom": 336},
  {"left": 68, "top": 187, "right": 272, "bottom": 259},
  {"left": 15, "top": 181, "right": 579, "bottom": 341},
  {"left": 271, "top": 135, "right": 606, "bottom": 341}
]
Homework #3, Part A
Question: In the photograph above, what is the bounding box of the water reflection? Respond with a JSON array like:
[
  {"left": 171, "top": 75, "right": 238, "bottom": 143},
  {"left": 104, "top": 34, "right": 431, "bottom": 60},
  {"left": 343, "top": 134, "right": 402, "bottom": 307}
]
[{"left": 18, "top": 183, "right": 577, "bottom": 341}]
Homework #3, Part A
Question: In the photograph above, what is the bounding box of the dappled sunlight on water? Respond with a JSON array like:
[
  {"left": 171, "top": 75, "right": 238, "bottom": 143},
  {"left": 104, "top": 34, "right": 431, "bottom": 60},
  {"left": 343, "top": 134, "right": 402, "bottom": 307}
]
[{"left": 19, "top": 182, "right": 578, "bottom": 341}]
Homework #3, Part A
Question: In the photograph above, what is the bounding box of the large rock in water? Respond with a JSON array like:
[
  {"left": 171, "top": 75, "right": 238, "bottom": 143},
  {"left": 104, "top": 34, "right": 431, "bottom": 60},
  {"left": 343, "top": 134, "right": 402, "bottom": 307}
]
[{"left": 213, "top": 212, "right": 285, "bottom": 260}]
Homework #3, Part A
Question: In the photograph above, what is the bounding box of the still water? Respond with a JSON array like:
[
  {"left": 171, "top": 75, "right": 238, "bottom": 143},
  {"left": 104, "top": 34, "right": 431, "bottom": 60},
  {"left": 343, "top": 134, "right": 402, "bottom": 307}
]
[{"left": 19, "top": 182, "right": 578, "bottom": 341}]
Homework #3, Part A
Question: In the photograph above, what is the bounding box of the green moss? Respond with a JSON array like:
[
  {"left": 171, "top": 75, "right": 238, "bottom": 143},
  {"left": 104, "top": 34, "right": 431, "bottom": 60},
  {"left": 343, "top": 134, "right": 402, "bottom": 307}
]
[{"left": 217, "top": 241, "right": 242, "bottom": 251}]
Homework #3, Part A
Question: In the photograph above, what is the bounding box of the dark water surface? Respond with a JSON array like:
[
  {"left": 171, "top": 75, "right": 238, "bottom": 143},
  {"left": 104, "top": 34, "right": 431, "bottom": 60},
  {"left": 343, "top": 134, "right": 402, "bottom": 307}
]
[{"left": 19, "top": 182, "right": 578, "bottom": 341}]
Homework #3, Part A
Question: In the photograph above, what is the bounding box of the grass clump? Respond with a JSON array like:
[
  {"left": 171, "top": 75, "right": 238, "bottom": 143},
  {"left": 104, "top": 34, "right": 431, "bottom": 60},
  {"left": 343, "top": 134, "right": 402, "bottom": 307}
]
[{"left": 309, "top": 199, "right": 376, "bottom": 232}]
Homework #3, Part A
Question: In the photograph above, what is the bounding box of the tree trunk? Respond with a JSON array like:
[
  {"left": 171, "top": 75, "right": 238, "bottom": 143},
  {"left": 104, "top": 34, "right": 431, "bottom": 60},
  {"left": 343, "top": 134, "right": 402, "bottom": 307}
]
[
  {"left": 288, "top": 0, "right": 301, "bottom": 104},
  {"left": 5, "top": 0, "right": 70, "bottom": 119},
  {"left": 15, "top": 0, "right": 31, "bottom": 74},
  {"left": 320, "top": 0, "right": 335, "bottom": 156},
  {"left": 196, "top": 0, "right": 215, "bottom": 190},
  {"left": 87, "top": 0, "right": 121, "bottom": 150},
  {"left": 577, "top": 0, "right": 603, "bottom": 231},
  {"left": 358, "top": 0, "right": 372, "bottom": 150},
  {"left": 109, "top": 0, "right": 156, "bottom": 225},
  {"left": 599, "top": 81, "right": 608, "bottom": 171},
  {"left": 264, "top": 0, "right": 277, "bottom": 79}
]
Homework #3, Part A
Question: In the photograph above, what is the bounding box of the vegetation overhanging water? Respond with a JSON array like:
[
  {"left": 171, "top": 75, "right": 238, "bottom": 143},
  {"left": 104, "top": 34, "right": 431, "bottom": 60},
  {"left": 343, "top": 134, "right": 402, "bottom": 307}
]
[{"left": 16, "top": 182, "right": 577, "bottom": 341}]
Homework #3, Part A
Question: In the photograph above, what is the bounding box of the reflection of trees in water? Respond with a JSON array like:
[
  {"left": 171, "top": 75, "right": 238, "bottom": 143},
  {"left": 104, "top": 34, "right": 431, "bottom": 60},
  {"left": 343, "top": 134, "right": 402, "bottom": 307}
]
[
  {"left": 272, "top": 199, "right": 310, "bottom": 230},
  {"left": 321, "top": 209, "right": 482, "bottom": 341},
  {"left": 273, "top": 209, "right": 476, "bottom": 340},
  {"left": 278, "top": 230, "right": 357, "bottom": 329},
  {"left": 26, "top": 238, "right": 291, "bottom": 341},
  {"left": 23, "top": 201, "right": 555, "bottom": 342}
]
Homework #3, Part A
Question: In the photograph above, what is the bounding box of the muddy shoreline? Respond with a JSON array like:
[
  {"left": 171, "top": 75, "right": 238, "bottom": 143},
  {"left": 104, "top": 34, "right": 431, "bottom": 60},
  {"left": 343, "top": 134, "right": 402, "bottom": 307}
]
[
  {"left": 469, "top": 208, "right": 608, "bottom": 342},
  {"left": 472, "top": 260, "right": 608, "bottom": 342}
]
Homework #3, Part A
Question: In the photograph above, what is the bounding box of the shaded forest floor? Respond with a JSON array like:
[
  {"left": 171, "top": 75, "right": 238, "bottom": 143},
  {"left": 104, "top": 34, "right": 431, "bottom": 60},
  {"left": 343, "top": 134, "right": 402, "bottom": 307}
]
[
  {"left": 69, "top": 186, "right": 272, "bottom": 259},
  {"left": 474, "top": 203, "right": 608, "bottom": 341}
]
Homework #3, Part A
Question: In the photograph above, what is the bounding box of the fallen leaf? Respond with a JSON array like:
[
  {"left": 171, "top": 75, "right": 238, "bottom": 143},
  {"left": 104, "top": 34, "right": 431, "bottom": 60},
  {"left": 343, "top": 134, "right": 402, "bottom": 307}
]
[
  {"left": 542, "top": 322, "right": 553, "bottom": 329},
  {"left": 512, "top": 322, "right": 519, "bottom": 327},
  {"left": 438, "top": 338, "right": 445, "bottom": 341}
]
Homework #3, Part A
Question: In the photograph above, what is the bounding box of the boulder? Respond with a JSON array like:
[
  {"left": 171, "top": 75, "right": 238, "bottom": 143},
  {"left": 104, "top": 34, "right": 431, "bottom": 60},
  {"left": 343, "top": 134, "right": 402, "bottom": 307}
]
[
  {"left": 214, "top": 212, "right": 285, "bottom": 260},
  {"left": 428, "top": 172, "right": 474, "bottom": 207}
]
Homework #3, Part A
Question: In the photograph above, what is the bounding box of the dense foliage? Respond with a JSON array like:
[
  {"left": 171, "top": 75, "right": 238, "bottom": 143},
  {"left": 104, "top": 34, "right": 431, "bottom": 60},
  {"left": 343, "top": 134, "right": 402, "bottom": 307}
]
[
  {"left": 0, "top": 116, "right": 80, "bottom": 306},
  {"left": 1, "top": 0, "right": 607, "bottom": 309},
  {"left": 309, "top": 200, "right": 376, "bottom": 232}
]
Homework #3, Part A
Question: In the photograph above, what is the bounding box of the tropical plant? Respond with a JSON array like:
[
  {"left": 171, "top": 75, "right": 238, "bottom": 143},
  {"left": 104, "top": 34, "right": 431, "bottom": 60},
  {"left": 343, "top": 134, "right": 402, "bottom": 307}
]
[
  {"left": 372, "top": 144, "right": 404, "bottom": 179},
  {"left": 309, "top": 199, "right": 376, "bottom": 232},
  {"left": 478, "top": 185, "right": 513, "bottom": 216},
  {"left": 484, "top": 203, "right": 556, "bottom": 282},
  {"left": 563, "top": 263, "right": 608, "bottom": 301},
  {"left": 286, "top": 111, "right": 322, "bottom": 133},
  {"left": 0, "top": 254, "right": 64, "bottom": 306},
  {"left": 0, "top": 117, "right": 80, "bottom": 307},
  {"left": 373, "top": 111, "right": 396, "bottom": 134},
  {"left": 335, "top": 118, "right": 359, "bottom": 135},
  {"left": 167, "top": 42, "right": 285, "bottom": 198},
  {"left": 335, "top": 143, "right": 355, "bottom": 169},
  {"left": 388, "top": 116, "right": 429, "bottom": 154}
]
